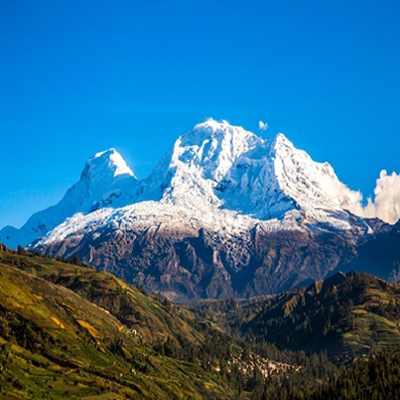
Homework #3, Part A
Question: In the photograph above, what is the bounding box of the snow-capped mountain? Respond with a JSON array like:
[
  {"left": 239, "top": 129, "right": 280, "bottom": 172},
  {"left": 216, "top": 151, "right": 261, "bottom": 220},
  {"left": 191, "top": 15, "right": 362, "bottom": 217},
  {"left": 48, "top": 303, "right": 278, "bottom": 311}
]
[
  {"left": 1, "top": 119, "right": 366, "bottom": 249},
  {"left": 2, "top": 119, "right": 395, "bottom": 300},
  {"left": 148, "top": 119, "right": 363, "bottom": 223},
  {"left": 0, "top": 148, "right": 138, "bottom": 248}
]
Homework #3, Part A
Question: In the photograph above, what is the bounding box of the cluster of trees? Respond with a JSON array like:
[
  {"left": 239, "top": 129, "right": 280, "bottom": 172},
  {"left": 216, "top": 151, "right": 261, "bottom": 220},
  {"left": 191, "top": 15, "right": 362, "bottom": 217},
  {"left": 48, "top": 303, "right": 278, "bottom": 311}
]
[
  {"left": 149, "top": 281, "right": 400, "bottom": 399},
  {"left": 235, "top": 273, "right": 399, "bottom": 358},
  {"left": 0, "top": 307, "right": 58, "bottom": 357},
  {"left": 255, "top": 348, "right": 400, "bottom": 400},
  {"left": 150, "top": 323, "right": 345, "bottom": 399},
  {"left": 311, "top": 349, "right": 400, "bottom": 399},
  {"left": 0, "top": 343, "right": 11, "bottom": 393},
  {"left": 153, "top": 328, "right": 232, "bottom": 366}
]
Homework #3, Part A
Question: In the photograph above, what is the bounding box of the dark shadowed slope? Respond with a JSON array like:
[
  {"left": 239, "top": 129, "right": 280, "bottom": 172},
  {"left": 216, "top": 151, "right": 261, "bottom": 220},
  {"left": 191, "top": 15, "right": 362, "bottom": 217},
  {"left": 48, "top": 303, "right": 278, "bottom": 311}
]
[{"left": 331, "top": 219, "right": 400, "bottom": 281}]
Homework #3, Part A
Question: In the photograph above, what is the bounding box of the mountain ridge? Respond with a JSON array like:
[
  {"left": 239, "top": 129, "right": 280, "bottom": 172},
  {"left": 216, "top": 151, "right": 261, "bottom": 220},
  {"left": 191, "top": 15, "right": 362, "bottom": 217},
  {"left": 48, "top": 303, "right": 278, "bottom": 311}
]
[{"left": 0, "top": 148, "right": 138, "bottom": 249}]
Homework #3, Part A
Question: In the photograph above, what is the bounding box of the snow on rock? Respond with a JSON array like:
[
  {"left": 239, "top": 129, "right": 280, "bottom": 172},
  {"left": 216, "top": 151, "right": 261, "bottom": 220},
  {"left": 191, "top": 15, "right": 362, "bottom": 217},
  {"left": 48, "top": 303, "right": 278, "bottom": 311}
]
[
  {"left": 0, "top": 148, "right": 138, "bottom": 248},
  {"left": 2, "top": 119, "right": 371, "bottom": 249},
  {"left": 138, "top": 118, "right": 363, "bottom": 228},
  {"left": 85, "top": 148, "right": 136, "bottom": 181}
]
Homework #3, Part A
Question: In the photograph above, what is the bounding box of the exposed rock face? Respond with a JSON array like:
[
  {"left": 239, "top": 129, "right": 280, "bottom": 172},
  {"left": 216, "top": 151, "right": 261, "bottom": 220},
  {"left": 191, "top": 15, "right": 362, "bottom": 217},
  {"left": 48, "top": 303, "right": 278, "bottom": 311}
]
[
  {"left": 331, "top": 220, "right": 400, "bottom": 282},
  {"left": 36, "top": 216, "right": 376, "bottom": 301}
]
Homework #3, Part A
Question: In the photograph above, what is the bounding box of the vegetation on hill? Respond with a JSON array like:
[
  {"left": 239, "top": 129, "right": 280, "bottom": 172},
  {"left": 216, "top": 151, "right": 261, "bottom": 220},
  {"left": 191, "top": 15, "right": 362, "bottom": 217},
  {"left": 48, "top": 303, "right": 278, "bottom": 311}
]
[
  {"left": 1, "top": 245, "right": 399, "bottom": 399},
  {"left": 188, "top": 271, "right": 400, "bottom": 361},
  {"left": 3, "top": 247, "right": 204, "bottom": 348},
  {"left": 254, "top": 348, "right": 400, "bottom": 400},
  {"left": 0, "top": 246, "right": 242, "bottom": 399},
  {"left": 309, "top": 348, "right": 400, "bottom": 400}
]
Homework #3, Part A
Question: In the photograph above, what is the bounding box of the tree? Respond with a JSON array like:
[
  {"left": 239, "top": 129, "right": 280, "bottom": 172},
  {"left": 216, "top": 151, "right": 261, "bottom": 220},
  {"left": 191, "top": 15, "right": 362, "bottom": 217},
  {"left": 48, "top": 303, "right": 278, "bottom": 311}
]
[
  {"left": 0, "top": 342, "right": 11, "bottom": 393},
  {"left": 17, "top": 245, "right": 26, "bottom": 256},
  {"left": 71, "top": 255, "right": 82, "bottom": 265}
]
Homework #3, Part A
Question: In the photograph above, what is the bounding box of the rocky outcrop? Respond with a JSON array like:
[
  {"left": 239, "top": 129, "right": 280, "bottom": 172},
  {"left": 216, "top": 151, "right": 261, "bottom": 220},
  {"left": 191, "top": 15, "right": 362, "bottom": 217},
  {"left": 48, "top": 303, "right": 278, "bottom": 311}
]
[{"left": 36, "top": 218, "right": 381, "bottom": 301}]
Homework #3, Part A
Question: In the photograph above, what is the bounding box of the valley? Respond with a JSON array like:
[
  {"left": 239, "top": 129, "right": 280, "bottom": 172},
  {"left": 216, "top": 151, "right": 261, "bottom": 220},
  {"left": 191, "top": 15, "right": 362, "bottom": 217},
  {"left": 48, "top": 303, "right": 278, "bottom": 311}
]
[{"left": 0, "top": 246, "right": 399, "bottom": 399}]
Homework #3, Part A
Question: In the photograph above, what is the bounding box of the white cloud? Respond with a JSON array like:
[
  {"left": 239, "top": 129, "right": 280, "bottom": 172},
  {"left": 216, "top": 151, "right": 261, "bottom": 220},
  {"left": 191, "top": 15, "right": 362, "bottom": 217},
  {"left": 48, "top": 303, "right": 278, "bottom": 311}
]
[
  {"left": 361, "top": 170, "right": 400, "bottom": 224},
  {"left": 345, "top": 170, "right": 400, "bottom": 224},
  {"left": 258, "top": 121, "right": 268, "bottom": 131}
]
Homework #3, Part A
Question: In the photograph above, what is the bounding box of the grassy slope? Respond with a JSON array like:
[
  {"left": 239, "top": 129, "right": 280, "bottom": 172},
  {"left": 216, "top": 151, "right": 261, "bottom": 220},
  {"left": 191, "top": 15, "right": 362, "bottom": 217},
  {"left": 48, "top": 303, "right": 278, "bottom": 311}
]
[
  {"left": 0, "top": 248, "right": 234, "bottom": 400},
  {"left": 0, "top": 249, "right": 203, "bottom": 347}
]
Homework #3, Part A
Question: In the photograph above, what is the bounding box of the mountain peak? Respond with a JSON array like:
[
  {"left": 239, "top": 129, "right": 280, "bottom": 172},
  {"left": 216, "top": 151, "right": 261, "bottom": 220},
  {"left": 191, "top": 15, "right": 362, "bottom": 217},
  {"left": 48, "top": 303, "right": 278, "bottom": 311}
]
[
  {"left": 185, "top": 118, "right": 254, "bottom": 143},
  {"left": 0, "top": 148, "right": 138, "bottom": 248},
  {"left": 170, "top": 119, "right": 265, "bottom": 183},
  {"left": 273, "top": 132, "right": 293, "bottom": 146},
  {"left": 83, "top": 148, "right": 136, "bottom": 181},
  {"left": 193, "top": 118, "right": 230, "bottom": 132}
]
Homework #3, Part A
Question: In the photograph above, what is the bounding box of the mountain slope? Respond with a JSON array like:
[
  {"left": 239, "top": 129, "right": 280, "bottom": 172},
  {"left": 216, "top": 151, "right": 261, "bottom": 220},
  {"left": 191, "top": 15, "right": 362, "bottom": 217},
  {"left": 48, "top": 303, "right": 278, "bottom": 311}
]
[
  {"left": 187, "top": 272, "right": 400, "bottom": 360},
  {"left": 32, "top": 219, "right": 372, "bottom": 300},
  {"left": 0, "top": 245, "right": 241, "bottom": 400},
  {"left": 0, "top": 246, "right": 204, "bottom": 347},
  {"left": 331, "top": 219, "right": 400, "bottom": 281}
]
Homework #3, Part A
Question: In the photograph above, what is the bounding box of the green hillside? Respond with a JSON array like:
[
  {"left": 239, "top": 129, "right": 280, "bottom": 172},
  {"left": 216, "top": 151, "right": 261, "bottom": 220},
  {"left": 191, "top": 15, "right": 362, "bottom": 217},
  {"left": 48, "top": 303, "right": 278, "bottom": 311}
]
[
  {"left": 1, "top": 247, "right": 205, "bottom": 348},
  {"left": 1, "top": 246, "right": 399, "bottom": 399},
  {"left": 188, "top": 272, "right": 400, "bottom": 361},
  {"left": 0, "top": 246, "right": 237, "bottom": 400},
  {"left": 309, "top": 348, "right": 400, "bottom": 400},
  {"left": 246, "top": 347, "right": 400, "bottom": 400}
]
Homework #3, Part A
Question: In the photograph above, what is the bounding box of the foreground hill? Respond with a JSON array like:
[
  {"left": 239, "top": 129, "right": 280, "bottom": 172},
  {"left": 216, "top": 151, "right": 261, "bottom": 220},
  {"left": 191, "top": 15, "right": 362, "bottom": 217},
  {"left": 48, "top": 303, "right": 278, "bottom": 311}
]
[
  {"left": 2, "top": 119, "right": 397, "bottom": 300},
  {"left": 1, "top": 247, "right": 399, "bottom": 399},
  {"left": 187, "top": 271, "right": 400, "bottom": 361},
  {"left": 0, "top": 246, "right": 239, "bottom": 399},
  {"left": 254, "top": 348, "right": 400, "bottom": 400},
  {"left": 1, "top": 246, "right": 203, "bottom": 347}
]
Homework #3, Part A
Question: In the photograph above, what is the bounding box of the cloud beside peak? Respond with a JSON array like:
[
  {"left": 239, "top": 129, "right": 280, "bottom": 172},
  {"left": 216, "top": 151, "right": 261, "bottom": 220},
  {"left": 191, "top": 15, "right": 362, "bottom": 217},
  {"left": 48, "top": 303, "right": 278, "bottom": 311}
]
[
  {"left": 345, "top": 170, "right": 400, "bottom": 225},
  {"left": 259, "top": 121, "right": 268, "bottom": 131},
  {"left": 361, "top": 170, "right": 400, "bottom": 224}
]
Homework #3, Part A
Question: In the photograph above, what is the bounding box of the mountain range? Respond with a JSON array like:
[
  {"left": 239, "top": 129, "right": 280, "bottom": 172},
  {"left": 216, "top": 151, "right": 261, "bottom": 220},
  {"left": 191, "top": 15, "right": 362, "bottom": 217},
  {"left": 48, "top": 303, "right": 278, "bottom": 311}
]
[{"left": 1, "top": 119, "right": 399, "bottom": 300}]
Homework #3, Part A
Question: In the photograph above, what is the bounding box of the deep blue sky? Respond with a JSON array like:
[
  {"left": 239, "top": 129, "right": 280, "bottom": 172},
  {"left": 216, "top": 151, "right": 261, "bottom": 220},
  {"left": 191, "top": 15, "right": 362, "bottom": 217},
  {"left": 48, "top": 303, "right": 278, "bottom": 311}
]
[{"left": 1, "top": 0, "right": 399, "bottom": 229}]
